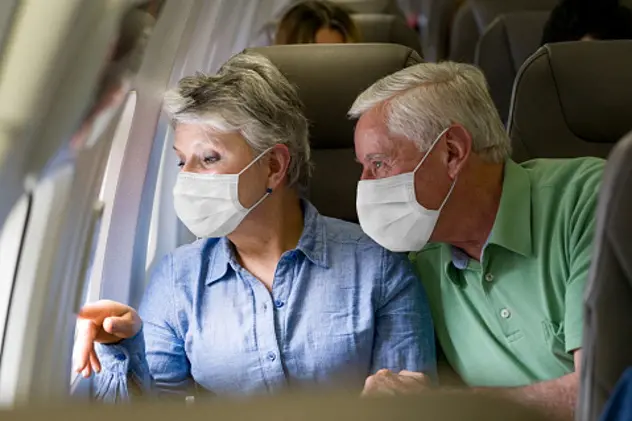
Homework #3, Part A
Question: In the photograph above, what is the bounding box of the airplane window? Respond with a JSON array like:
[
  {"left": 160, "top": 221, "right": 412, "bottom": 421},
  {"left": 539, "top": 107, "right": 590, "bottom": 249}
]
[{"left": 0, "top": 195, "right": 30, "bottom": 358}]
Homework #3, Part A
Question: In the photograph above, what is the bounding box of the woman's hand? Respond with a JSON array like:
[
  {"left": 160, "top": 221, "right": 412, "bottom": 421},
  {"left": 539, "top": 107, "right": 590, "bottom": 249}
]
[{"left": 73, "top": 300, "right": 142, "bottom": 378}]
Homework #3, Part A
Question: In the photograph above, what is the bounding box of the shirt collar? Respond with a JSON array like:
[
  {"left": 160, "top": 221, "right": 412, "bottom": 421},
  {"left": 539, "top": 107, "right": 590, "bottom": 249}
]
[
  {"left": 446, "top": 159, "right": 533, "bottom": 275},
  {"left": 205, "top": 199, "right": 329, "bottom": 286},
  {"left": 487, "top": 159, "right": 533, "bottom": 258}
]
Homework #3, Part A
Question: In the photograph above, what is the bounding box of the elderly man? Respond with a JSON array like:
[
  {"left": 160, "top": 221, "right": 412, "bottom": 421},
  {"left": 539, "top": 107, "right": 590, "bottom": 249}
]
[{"left": 349, "top": 61, "right": 604, "bottom": 420}]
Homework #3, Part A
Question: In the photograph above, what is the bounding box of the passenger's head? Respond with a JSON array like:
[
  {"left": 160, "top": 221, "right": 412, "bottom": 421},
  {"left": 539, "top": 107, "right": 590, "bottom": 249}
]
[
  {"left": 541, "top": 0, "right": 632, "bottom": 45},
  {"left": 275, "top": 1, "right": 360, "bottom": 44},
  {"left": 349, "top": 62, "right": 510, "bottom": 246},
  {"left": 164, "top": 52, "right": 311, "bottom": 237}
]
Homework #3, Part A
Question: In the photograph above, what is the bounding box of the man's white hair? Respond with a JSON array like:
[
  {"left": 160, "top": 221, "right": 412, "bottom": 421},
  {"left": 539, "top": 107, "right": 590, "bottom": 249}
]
[{"left": 348, "top": 62, "right": 511, "bottom": 163}]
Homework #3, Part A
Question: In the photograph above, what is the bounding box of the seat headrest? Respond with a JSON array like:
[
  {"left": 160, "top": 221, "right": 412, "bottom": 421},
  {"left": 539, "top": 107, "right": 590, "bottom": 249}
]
[
  {"left": 470, "top": 0, "right": 556, "bottom": 32},
  {"left": 352, "top": 14, "right": 422, "bottom": 54},
  {"left": 508, "top": 41, "right": 632, "bottom": 161},
  {"left": 247, "top": 44, "right": 422, "bottom": 149},
  {"left": 475, "top": 11, "right": 550, "bottom": 123}
]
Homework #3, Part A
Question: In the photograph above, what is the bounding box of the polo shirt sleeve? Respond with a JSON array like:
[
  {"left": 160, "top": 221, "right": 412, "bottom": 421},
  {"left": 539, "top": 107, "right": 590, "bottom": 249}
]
[{"left": 564, "top": 160, "right": 604, "bottom": 353}]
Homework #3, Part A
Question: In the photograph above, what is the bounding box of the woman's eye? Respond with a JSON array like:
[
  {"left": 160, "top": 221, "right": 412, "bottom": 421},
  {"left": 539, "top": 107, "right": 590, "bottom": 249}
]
[
  {"left": 177, "top": 160, "right": 184, "bottom": 168},
  {"left": 203, "top": 155, "right": 219, "bottom": 164}
]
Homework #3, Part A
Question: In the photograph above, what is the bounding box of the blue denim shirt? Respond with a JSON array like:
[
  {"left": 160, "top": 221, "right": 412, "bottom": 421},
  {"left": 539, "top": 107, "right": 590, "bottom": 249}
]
[{"left": 94, "top": 201, "right": 435, "bottom": 401}]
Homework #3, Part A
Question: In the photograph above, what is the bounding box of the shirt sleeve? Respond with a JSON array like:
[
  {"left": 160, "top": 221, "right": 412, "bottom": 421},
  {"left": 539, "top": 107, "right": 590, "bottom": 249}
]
[
  {"left": 93, "top": 254, "right": 195, "bottom": 401},
  {"left": 565, "top": 161, "right": 603, "bottom": 353},
  {"left": 369, "top": 249, "right": 437, "bottom": 380}
]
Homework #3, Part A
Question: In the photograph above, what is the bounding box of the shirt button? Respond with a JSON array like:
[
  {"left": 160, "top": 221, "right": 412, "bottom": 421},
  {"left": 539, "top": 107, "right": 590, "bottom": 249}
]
[
  {"left": 485, "top": 273, "right": 494, "bottom": 282},
  {"left": 267, "top": 352, "right": 276, "bottom": 362},
  {"left": 114, "top": 353, "right": 126, "bottom": 361},
  {"left": 274, "top": 300, "right": 284, "bottom": 308},
  {"left": 500, "top": 308, "right": 511, "bottom": 319}
]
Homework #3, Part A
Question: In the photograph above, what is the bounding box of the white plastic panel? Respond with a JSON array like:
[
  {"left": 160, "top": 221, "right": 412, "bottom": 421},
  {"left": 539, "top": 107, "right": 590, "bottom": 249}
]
[{"left": 0, "top": 195, "right": 30, "bottom": 359}]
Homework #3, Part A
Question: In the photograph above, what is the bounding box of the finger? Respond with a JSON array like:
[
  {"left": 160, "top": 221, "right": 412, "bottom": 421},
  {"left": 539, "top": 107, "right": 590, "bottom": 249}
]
[
  {"left": 103, "top": 313, "right": 139, "bottom": 339},
  {"left": 82, "top": 364, "right": 91, "bottom": 378},
  {"left": 90, "top": 348, "right": 101, "bottom": 373},
  {"left": 74, "top": 319, "right": 98, "bottom": 372},
  {"left": 398, "top": 370, "right": 426, "bottom": 379},
  {"left": 78, "top": 300, "right": 127, "bottom": 319},
  {"left": 362, "top": 373, "right": 398, "bottom": 398}
]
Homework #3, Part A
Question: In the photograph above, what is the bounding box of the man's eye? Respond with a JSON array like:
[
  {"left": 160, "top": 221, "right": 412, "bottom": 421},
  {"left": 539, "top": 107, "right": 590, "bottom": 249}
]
[
  {"left": 373, "top": 161, "right": 383, "bottom": 169},
  {"left": 177, "top": 160, "right": 184, "bottom": 168}
]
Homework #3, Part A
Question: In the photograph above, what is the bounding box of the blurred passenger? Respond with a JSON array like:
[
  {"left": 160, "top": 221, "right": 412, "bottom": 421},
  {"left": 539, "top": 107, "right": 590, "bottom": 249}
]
[
  {"left": 541, "top": 0, "right": 632, "bottom": 45},
  {"left": 275, "top": 1, "right": 360, "bottom": 44},
  {"left": 349, "top": 61, "right": 604, "bottom": 421},
  {"left": 73, "top": 51, "right": 435, "bottom": 400}
]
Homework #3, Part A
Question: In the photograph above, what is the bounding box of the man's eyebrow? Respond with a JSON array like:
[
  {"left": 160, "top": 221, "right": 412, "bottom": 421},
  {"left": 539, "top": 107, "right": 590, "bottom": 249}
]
[{"left": 365, "top": 153, "right": 387, "bottom": 160}]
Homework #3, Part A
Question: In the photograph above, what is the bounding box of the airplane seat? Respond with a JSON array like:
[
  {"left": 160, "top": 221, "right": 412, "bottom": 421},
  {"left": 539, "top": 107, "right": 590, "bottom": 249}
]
[
  {"left": 352, "top": 13, "right": 422, "bottom": 54},
  {"left": 448, "top": 0, "right": 556, "bottom": 63},
  {"left": 475, "top": 11, "right": 550, "bottom": 124},
  {"left": 246, "top": 44, "right": 422, "bottom": 222},
  {"left": 507, "top": 41, "right": 632, "bottom": 162},
  {"left": 330, "top": 0, "right": 405, "bottom": 18},
  {"left": 578, "top": 131, "right": 632, "bottom": 421},
  {"left": 420, "top": 0, "right": 462, "bottom": 62}
]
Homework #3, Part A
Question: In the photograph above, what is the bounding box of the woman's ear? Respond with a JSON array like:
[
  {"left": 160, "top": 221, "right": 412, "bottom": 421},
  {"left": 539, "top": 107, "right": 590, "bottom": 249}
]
[
  {"left": 444, "top": 124, "right": 472, "bottom": 179},
  {"left": 266, "top": 144, "right": 291, "bottom": 189}
]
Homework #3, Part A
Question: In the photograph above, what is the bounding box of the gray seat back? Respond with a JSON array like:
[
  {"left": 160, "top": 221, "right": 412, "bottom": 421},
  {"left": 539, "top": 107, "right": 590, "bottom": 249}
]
[
  {"left": 475, "top": 11, "right": 550, "bottom": 124},
  {"left": 419, "top": 0, "right": 463, "bottom": 62},
  {"left": 353, "top": 13, "right": 422, "bottom": 54},
  {"left": 449, "top": 0, "right": 555, "bottom": 63},
  {"left": 579, "top": 131, "right": 632, "bottom": 421},
  {"left": 508, "top": 41, "right": 632, "bottom": 162},
  {"left": 247, "top": 44, "right": 422, "bottom": 221}
]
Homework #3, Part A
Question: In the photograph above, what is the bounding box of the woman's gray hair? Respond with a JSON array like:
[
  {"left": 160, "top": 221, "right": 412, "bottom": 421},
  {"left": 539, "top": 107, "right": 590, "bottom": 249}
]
[
  {"left": 164, "top": 51, "right": 311, "bottom": 190},
  {"left": 348, "top": 62, "right": 511, "bottom": 163}
]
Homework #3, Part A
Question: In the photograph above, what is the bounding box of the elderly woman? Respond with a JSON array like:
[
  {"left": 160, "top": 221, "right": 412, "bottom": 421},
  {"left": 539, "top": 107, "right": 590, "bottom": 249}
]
[{"left": 73, "top": 51, "right": 435, "bottom": 400}]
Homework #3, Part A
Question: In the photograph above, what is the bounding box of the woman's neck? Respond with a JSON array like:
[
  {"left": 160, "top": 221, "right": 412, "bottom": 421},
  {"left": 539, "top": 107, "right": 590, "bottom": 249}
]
[{"left": 228, "top": 190, "right": 304, "bottom": 288}]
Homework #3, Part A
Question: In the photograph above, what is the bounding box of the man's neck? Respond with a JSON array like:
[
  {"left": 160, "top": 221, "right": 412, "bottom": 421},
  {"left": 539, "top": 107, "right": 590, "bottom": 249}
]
[{"left": 446, "top": 162, "right": 504, "bottom": 261}]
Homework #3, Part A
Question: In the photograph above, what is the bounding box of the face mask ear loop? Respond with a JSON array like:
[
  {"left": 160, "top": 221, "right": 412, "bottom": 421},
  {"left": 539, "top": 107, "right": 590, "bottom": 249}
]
[
  {"left": 438, "top": 176, "right": 458, "bottom": 212},
  {"left": 412, "top": 127, "right": 452, "bottom": 174},
  {"left": 238, "top": 147, "right": 275, "bottom": 176}
]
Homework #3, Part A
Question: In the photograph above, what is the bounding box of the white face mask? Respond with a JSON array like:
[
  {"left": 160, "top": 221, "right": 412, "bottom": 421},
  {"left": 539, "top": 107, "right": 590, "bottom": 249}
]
[
  {"left": 173, "top": 148, "right": 272, "bottom": 238},
  {"left": 356, "top": 127, "right": 456, "bottom": 252}
]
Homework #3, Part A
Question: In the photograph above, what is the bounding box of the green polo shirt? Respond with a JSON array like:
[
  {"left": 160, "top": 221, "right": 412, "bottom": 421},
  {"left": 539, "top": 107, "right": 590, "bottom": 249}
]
[{"left": 410, "top": 157, "right": 604, "bottom": 387}]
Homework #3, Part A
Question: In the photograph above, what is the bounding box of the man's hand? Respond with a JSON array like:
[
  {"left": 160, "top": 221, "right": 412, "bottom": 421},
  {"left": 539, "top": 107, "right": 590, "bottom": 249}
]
[
  {"left": 362, "top": 369, "right": 429, "bottom": 397},
  {"left": 73, "top": 300, "right": 142, "bottom": 378}
]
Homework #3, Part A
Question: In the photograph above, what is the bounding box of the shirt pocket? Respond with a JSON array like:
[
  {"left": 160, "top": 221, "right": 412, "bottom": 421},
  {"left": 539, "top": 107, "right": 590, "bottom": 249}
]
[{"left": 541, "top": 320, "right": 574, "bottom": 370}]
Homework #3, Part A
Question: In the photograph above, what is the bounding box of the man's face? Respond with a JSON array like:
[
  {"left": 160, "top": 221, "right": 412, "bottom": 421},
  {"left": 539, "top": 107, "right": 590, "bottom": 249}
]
[{"left": 354, "top": 105, "right": 454, "bottom": 212}]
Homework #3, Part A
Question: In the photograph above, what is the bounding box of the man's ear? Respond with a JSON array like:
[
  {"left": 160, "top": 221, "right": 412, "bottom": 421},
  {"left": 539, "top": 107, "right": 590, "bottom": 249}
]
[
  {"left": 267, "top": 144, "right": 291, "bottom": 190},
  {"left": 444, "top": 124, "right": 472, "bottom": 179}
]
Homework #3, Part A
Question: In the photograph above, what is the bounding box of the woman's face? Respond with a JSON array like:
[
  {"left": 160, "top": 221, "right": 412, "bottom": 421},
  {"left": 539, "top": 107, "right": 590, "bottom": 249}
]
[
  {"left": 314, "top": 26, "right": 346, "bottom": 43},
  {"left": 173, "top": 123, "right": 270, "bottom": 208}
]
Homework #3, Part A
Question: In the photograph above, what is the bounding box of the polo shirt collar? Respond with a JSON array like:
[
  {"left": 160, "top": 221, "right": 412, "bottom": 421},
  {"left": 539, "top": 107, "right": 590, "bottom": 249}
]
[
  {"left": 487, "top": 159, "right": 533, "bottom": 258},
  {"left": 445, "top": 159, "right": 533, "bottom": 277}
]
